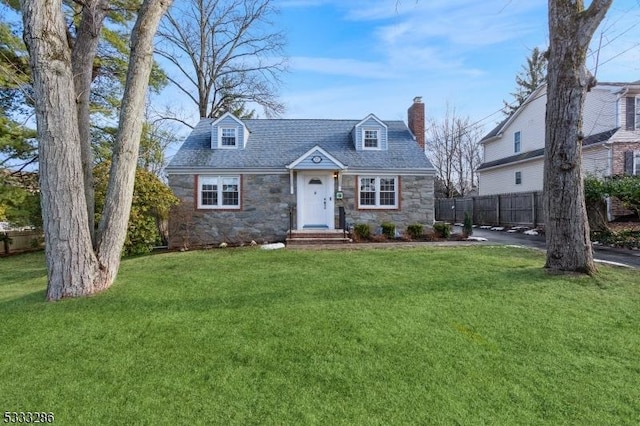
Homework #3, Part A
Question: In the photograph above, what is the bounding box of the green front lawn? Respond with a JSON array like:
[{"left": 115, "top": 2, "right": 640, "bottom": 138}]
[{"left": 1, "top": 247, "right": 639, "bottom": 424}]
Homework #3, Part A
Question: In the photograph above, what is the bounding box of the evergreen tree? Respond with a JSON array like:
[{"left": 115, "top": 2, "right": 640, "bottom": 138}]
[{"left": 502, "top": 47, "right": 547, "bottom": 117}]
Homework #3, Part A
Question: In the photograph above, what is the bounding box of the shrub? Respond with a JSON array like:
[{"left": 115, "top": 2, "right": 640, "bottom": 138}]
[
  {"left": 353, "top": 223, "right": 371, "bottom": 241},
  {"left": 592, "top": 229, "right": 640, "bottom": 249},
  {"left": 463, "top": 212, "right": 473, "bottom": 237},
  {"left": 433, "top": 222, "right": 451, "bottom": 239},
  {"left": 381, "top": 222, "right": 396, "bottom": 239},
  {"left": 95, "top": 162, "right": 179, "bottom": 255},
  {"left": 406, "top": 224, "right": 424, "bottom": 240},
  {"left": 606, "top": 175, "right": 640, "bottom": 218}
]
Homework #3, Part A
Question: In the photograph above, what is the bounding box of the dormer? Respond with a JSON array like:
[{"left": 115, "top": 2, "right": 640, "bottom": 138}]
[
  {"left": 353, "top": 114, "right": 388, "bottom": 151},
  {"left": 210, "top": 112, "right": 249, "bottom": 149}
]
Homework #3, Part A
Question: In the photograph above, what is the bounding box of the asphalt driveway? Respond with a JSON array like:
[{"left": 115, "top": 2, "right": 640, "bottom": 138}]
[{"left": 467, "top": 226, "right": 640, "bottom": 269}]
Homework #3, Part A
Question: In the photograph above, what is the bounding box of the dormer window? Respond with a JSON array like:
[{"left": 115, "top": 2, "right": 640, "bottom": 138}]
[
  {"left": 220, "top": 127, "right": 237, "bottom": 147},
  {"left": 363, "top": 129, "right": 379, "bottom": 149},
  {"left": 353, "top": 114, "right": 387, "bottom": 151}
]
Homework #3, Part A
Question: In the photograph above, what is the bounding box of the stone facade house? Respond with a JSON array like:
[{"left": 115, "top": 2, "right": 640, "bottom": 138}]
[
  {"left": 166, "top": 98, "right": 435, "bottom": 248},
  {"left": 478, "top": 81, "right": 640, "bottom": 218}
]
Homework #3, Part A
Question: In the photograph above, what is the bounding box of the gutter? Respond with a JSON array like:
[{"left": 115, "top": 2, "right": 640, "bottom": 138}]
[{"left": 165, "top": 167, "right": 437, "bottom": 177}]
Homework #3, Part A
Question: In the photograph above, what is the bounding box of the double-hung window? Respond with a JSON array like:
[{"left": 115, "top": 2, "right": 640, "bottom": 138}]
[
  {"left": 358, "top": 176, "right": 398, "bottom": 209},
  {"left": 198, "top": 176, "right": 240, "bottom": 209},
  {"left": 363, "top": 129, "right": 379, "bottom": 149},
  {"left": 634, "top": 152, "right": 640, "bottom": 175},
  {"left": 514, "top": 131, "right": 521, "bottom": 153},
  {"left": 220, "top": 127, "right": 237, "bottom": 147},
  {"left": 515, "top": 171, "right": 522, "bottom": 185},
  {"left": 635, "top": 98, "right": 640, "bottom": 130}
]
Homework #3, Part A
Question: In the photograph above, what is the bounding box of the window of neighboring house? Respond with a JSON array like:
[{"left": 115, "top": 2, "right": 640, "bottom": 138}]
[
  {"left": 358, "top": 176, "right": 398, "bottom": 208},
  {"left": 220, "top": 127, "right": 237, "bottom": 147},
  {"left": 363, "top": 129, "right": 380, "bottom": 149},
  {"left": 198, "top": 176, "right": 240, "bottom": 209},
  {"left": 635, "top": 152, "right": 640, "bottom": 175},
  {"left": 635, "top": 98, "right": 640, "bottom": 130},
  {"left": 514, "top": 131, "right": 521, "bottom": 153},
  {"left": 515, "top": 171, "right": 522, "bottom": 185}
]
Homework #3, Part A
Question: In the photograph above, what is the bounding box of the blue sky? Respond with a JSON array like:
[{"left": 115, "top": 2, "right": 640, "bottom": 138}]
[
  {"left": 263, "top": 0, "right": 640, "bottom": 132},
  {"left": 2, "top": 0, "right": 639, "bottom": 138}
]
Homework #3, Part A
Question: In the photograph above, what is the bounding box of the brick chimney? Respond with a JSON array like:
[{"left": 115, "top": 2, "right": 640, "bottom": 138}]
[{"left": 407, "top": 96, "right": 425, "bottom": 150}]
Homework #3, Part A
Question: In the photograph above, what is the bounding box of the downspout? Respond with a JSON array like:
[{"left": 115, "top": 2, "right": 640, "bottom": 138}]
[
  {"left": 616, "top": 87, "right": 629, "bottom": 129},
  {"left": 604, "top": 142, "right": 615, "bottom": 221},
  {"left": 289, "top": 169, "right": 294, "bottom": 195}
]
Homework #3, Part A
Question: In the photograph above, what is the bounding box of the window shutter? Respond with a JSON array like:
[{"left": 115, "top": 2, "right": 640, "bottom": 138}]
[
  {"left": 626, "top": 97, "right": 635, "bottom": 130},
  {"left": 624, "top": 150, "right": 634, "bottom": 175}
]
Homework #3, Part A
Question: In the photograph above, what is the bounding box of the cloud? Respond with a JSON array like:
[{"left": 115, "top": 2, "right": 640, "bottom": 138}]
[
  {"left": 277, "top": 0, "right": 640, "bottom": 123},
  {"left": 290, "top": 56, "right": 397, "bottom": 79}
]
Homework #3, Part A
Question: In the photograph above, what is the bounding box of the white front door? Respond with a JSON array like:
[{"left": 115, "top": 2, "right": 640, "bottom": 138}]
[{"left": 297, "top": 172, "right": 334, "bottom": 229}]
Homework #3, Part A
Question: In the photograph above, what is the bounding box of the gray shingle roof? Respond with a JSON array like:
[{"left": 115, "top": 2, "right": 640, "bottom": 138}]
[{"left": 167, "top": 118, "right": 434, "bottom": 172}]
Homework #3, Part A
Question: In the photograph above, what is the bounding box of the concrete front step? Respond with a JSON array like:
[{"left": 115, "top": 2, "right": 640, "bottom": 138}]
[
  {"left": 286, "top": 237, "right": 351, "bottom": 245},
  {"left": 286, "top": 230, "right": 351, "bottom": 245}
]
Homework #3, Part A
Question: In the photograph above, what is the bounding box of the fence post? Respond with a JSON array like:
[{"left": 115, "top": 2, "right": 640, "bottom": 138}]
[
  {"left": 1, "top": 232, "right": 8, "bottom": 255},
  {"left": 470, "top": 197, "right": 475, "bottom": 225},
  {"left": 531, "top": 192, "right": 537, "bottom": 228},
  {"left": 452, "top": 200, "right": 456, "bottom": 223}
]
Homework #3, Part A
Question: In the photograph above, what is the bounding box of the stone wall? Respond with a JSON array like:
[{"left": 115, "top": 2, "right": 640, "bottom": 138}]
[
  {"left": 168, "top": 173, "right": 434, "bottom": 248},
  {"left": 611, "top": 142, "right": 639, "bottom": 175},
  {"left": 610, "top": 142, "right": 639, "bottom": 217},
  {"left": 168, "top": 174, "right": 295, "bottom": 249},
  {"left": 337, "top": 175, "right": 435, "bottom": 233}
]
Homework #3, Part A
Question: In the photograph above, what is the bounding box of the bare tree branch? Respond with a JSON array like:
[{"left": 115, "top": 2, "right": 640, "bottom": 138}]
[{"left": 155, "top": 0, "right": 288, "bottom": 119}]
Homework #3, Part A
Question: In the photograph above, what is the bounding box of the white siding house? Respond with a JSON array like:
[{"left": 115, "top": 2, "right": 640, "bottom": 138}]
[{"left": 478, "top": 82, "right": 640, "bottom": 212}]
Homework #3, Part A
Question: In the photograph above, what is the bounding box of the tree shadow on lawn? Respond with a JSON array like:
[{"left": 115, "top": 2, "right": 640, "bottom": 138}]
[
  {"left": 97, "top": 266, "right": 563, "bottom": 314},
  {"left": 0, "top": 260, "right": 599, "bottom": 314}
]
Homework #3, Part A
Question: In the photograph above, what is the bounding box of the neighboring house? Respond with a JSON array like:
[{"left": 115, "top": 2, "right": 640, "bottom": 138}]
[
  {"left": 166, "top": 98, "right": 435, "bottom": 248},
  {"left": 478, "top": 81, "right": 640, "bottom": 217}
]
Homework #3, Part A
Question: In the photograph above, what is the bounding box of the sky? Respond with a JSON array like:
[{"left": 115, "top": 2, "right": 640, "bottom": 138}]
[
  {"left": 2, "top": 0, "right": 639, "bottom": 140},
  {"left": 244, "top": 0, "right": 640, "bottom": 135}
]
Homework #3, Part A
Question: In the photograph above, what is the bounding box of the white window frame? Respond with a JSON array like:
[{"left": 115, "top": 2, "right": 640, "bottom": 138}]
[
  {"left": 219, "top": 127, "right": 237, "bottom": 148},
  {"left": 197, "top": 175, "right": 241, "bottom": 209},
  {"left": 358, "top": 176, "right": 398, "bottom": 209},
  {"left": 634, "top": 151, "right": 640, "bottom": 175},
  {"left": 635, "top": 98, "right": 640, "bottom": 130},
  {"left": 514, "top": 131, "right": 521, "bottom": 153},
  {"left": 362, "top": 128, "right": 380, "bottom": 150},
  {"left": 515, "top": 171, "right": 522, "bottom": 185}
]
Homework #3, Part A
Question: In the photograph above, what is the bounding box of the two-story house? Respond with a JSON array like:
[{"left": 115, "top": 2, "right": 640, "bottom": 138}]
[
  {"left": 165, "top": 98, "right": 436, "bottom": 248},
  {"left": 478, "top": 81, "right": 640, "bottom": 217}
]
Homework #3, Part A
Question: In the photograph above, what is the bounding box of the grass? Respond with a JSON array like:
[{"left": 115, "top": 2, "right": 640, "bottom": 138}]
[{"left": 1, "top": 246, "right": 639, "bottom": 425}]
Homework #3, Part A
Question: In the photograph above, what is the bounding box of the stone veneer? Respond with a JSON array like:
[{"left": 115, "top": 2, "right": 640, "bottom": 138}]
[
  {"left": 337, "top": 175, "right": 434, "bottom": 229},
  {"left": 610, "top": 142, "right": 640, "bottom": 175},
  {"left": 168, "top": 173, "right": 435, "bottom": 248},
  {"left": 609, "top": 142, "right": 640, "bottom": 217}
]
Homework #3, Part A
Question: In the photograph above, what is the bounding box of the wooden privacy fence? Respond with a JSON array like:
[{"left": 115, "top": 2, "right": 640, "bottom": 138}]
[
  {"left": 1, "top": 230, "right": 44, "bottom": 255},
  {"left": 435, "top": 192, "right": 545, "bottom": 228}
]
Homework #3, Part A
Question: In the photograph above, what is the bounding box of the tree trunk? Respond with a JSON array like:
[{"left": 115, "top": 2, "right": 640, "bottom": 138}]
[
  {"left": 94, "top": 0, "right": 173, "bottom": 287},
  {"left": 21, "top": 0, "right": 101, "bottom": 299},
  {"left": 544, "top": 0, "right": 612, "bottom": 274},
  {"left": 71, "top": 0, "right": 110, "bottom": 245},
  {"left": 22, "top": 0, "right": 172, "bottom": 300}
]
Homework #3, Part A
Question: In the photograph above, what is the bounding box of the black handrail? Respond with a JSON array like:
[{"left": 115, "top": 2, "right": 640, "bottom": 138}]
[
  {"left": 338, "top": 206, "right": 346, "bottom": 238},
  {"left": 289, "top": 205, "right": 294, "bottom": 239}
]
